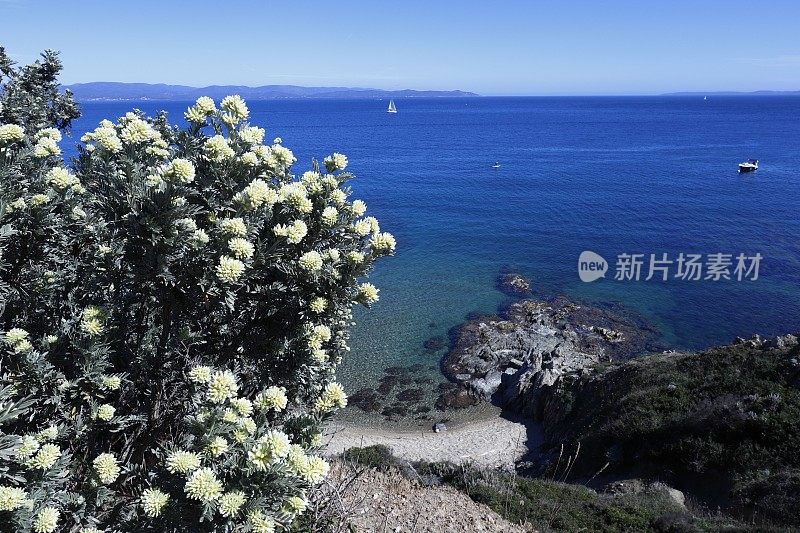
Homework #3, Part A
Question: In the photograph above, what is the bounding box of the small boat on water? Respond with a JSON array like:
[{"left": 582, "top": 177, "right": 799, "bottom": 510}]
[
  {"left": 387, "top": 99, "right": 397, "bottom": 114},
  {"left": 738, "top": 159, "right": 758, "bottom": 173},
  {"left": 491, "top": 162, "right": 501, "bottom": 169}
]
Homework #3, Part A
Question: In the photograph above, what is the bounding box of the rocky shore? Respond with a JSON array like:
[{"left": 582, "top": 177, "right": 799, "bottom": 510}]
[{"left": 440, "top": 285, "right": 662, "bottom": 418}]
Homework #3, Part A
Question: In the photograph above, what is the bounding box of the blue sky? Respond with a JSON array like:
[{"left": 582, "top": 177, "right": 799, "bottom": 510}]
[{"left": 2, "top": 0, "right": 799, "bottom": 95}]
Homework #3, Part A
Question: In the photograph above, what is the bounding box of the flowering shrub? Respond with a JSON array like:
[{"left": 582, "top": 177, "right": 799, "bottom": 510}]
[{"left": 0, "top": 49, "right": 393, "bottom": 531}]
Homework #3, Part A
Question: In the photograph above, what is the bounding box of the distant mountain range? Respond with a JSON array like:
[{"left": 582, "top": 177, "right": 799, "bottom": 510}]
[
  {"left": 663, "top": 90, "right": 800, "bottom": 96},
  {"left": 63, "top": 82, "right": 479, "bottom": 101}
]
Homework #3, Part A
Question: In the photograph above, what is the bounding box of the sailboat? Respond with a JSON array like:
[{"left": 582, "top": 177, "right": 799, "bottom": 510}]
[{"left": 387, "top": 99, "right": 397, "bottom": 114}]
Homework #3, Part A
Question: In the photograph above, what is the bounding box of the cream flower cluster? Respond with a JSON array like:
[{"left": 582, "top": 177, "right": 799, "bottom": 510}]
[
  {"left": 185, "top": 96, "right": 217, "bottom": 123},
  {"left": 216, "top": 256, "right": 246, "bottom": 283},
  {"left": 248, "top": 430, "right": 291, "bottom": 470},
  {"left": 357, "top": 282, "right": 380, "bottom": 304},
  {"left": 221, "top": 95, "right": 249, "bottom": 126},
  {"left": 219, "top": 491, "right": 246, "bottom": 517},
  {"left": 0, "top": 485, "right": 27, "bottom": 512},
  {"left": 309, "top": 297, "right": 328, "bottom": 313},
  {"left": 0, "top": 123, "right": 25, "bottom": 145},
  {"left": 4, "top": 327, "right": 32, "bottom": 353},
  {"left": 140, "top": 488, "right": 170, "bottom": 517},
  {"left": 80, "top": 306, "right": 105, "bottom": 337},
  {"left": 298, "top": 251, "right": 323, "bottom": 272},
  {"left": 82, "top": 120, "right": 122, "bottom": 153},
  {"left": 370, "top": 232, "right": 397, "bottom": 255},
  {"left": 207, "top": 370, "right": 239, "bottom": 403},
  {"left": 185, "top": 467, "right": 223, "bottom": 502},
  {"left": 323, "top": 152, "right": 348, "bottom": 172},
  {"left": 163, "top": 158, "right": 196, "bottom": 184},
  {"left": 46, "top": 167, "right": 81, "bottom": 192},
  {"left": 166, "top": 450, "right": 202, "bottom": 474},
  {"left": 314, "top": 382, "right": 348, "bottom": 412},
  {"left": 33, "top": 136, "right": 60, "bottom": 158},
  {"left": 254, "top": 386, "right": 288, "bottom": 411},
  {"left": 273, "top": 220, "right": 307, "bottom": 244},
  {"left": 96, "top": 404, "right": 116, "bottom": 421},
  {"left": 33, "top": 507, "right": 59, "bottom": 533},
  {"left": 93, "top": 453, "right": 120, "bottom": 484},
  {"left": 237, "top": 178, "right": 278, "bottom": 211},
  {"left": 238, "top": 126, "right": 265, "bottom": 146},
  {"left": 321, "top": 206, "right": 338, "bottom": 226},
  {"left": 119, "top": 114, "right": 159, "bottom": 145},
  {"left": 204, "top": 135, "right": 235, "bottom": 161},
  {"left": 228, "top": 238, "right": 255, "bottom": 260},
  {"left": 218, "top": 217, "right": 248, "bottom": 237}
]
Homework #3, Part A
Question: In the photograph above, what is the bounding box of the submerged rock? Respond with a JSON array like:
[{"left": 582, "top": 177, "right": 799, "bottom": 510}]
[{"left": 497, "top": 273, "right": 533, "bottom": 297}]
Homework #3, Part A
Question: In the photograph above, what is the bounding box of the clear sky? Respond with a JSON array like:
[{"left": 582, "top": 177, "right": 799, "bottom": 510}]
[{"left": 2, "top": 0, "right": 800, "bottom": 95}]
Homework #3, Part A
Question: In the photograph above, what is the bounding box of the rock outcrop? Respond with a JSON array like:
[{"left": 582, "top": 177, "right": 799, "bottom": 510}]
[{"left": 441, "top": 295, "right": 660, "bottom": 417}]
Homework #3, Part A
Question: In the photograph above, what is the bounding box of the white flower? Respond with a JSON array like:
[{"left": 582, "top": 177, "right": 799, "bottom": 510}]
[
  {"left": 93, "top": 453, "right": 120, "bottom": 484},
  {"left": 238, "top": 126, "right": 264, "bottom": 146},
  {"left": 218, "top": 217, "right": 248, "bottom": 237},
  {"left": 357, "top": 283, "right": 380, "bottom": 304},
  {"left": 36, "top": 128, "right": 62, "bottom": 142},
  {"left": 33, "top": 137, "right": 60, "bottom": 158},
  {"left": 351, "top": 199, "right": 367, "bottom": 217},
  {"left": 298, "top": 251, "right": 323, "bottom": 272},
  {"left": 166, "top": 450, "right": 201, "bottom": 474},
  {"left": 33, "top": 506, "right": 59, "bottom": 533},
  {"left": 16, "top": 435, "right": 40, "bottom": 459},
  {"left": 207, "top": 370, "right": 238, "bottom": 403},
  {"left": 270, "top": 144, "right": 296, "bottom": 166},
  {"left": 330, "top": 189, "right": 347, "bottom": 206},
  {"left": 370, "top": 232, "right": 396, "bottom": 254},
  {"left": 0, "top": 124, "right": 25, "bottom": 144},
  {"left": 85, "top": 124, "right": 122, "bottom": 153},
  {"left": 273, "top": 220, "right": 308, "bottom": 244},
  {"left": 195, "top": 96, "right": 217, "bottom": 114},
  {"left": 184, "top": 467, "right": 223, "bottom": 502},
  {"left": 321, "top": 206, "right": 338, "bottom": 226},
  {"left": 204, "top": 135, "right": 235, "bottom": 161},
  {"left": 185, "top": 105, "right": 207, "bottom": 124},
  {"left": 314, "top": 382, "right": 348, "bottom": 412},
  {"left": 140, "top": 488, "right": 169, "bottom": 517},
  {"left": 295, "top": 455, "right": 330, "bottom": 484},
  {"left": 249, "top": 510, "right": 276, "bottom": 533},
  {"left": 240, "top": 151, "right": 259, "bottom": 167},
  {"left": 4, "top": 328, "right": 29, "bottom": 346},
  {"left": 101, "top": 375, "right": 121, "bottom": 391},
  {"left": 188, "top": 365, "right": 213, "bottom": 383},
  {"left": 36, "top": 426, "right": 58, "bottom": 442},
  {"left": 228, "top": 238, "right": 254, "bottom": 260},
  {"left": 249, "top": 430, "right": 291, "bottom": 470},
  {"left": 230, "top": 397, "right": 253, "bottom": 417},
  {"left": 0, "top": 486, "right": 28, "bottom": 511},
  {"left": 254, "top": 386, "right": 288, "bottom": 411},
  {"left": 216, "top": 256, "right": 246, "bottom": 283},
  {"left": 27, "top": 443, "right": 61, "bottom": 470},
  {"left": 309, "top": 297, "right": 328, "bottom": 313},
  {"left": 96, "top": 404, "right": 116, "bottom": 421},
  {"left": 163, "top": 158, "right": 195, "bottom": 184},
  {"left": 206, "top": 436, "right": 229, "bottom": 457},
  {"left": 47, "top": 167, "right": 80, "bottom": 191},
  {"left": 238, "top": 179, "right": 278, "bottom": 210},
  {"left": 192, "top": 229, "right": 210, "bottom": 246},
  {"left": 324, "top": 152, "right": 348, "bottom": 171},
  {"left": 218, "top": 491, "right": 246, "bottom": 518},
  {"left": 283, "top": 495, "right": 307, "bottom": 515},
  {"left": 120, "top": 117, "right": 157, "bottom": 144},
  {"left": 30, "top": 194, "right": 50, "bottom": 207},
  {"left": 221, "top": 95, "right": 249, "bottom": 121}
]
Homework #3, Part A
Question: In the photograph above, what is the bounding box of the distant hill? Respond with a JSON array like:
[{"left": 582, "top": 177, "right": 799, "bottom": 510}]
[
  {"left": 663, "top": 90, "right": 800, "bottom": 96},
  {"left": 63, "top": 82, "right": 479, "bottom": 101}
]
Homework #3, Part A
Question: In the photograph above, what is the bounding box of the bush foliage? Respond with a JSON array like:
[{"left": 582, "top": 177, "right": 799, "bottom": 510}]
[{"left": 0, "top": 48, "right": 393, "bottom": 532}]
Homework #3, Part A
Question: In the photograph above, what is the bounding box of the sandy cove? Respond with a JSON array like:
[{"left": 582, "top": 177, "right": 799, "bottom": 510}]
[{"left": 324, "top": 414, "right": 539, "bottom": 469}]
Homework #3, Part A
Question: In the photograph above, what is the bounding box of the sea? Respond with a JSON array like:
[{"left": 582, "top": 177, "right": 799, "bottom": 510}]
[{"left": 66, "top": 96, "right": 800, "bottom": 427}]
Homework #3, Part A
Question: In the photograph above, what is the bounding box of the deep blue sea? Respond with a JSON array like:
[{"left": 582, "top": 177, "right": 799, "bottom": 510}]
[{"left": 67, "top": 96, "right": 800, "bottom": 423}]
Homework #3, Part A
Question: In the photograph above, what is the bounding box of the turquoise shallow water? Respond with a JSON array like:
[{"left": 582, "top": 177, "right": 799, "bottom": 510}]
[{"left": 69, "top": 96, "right": 800, "bottom": 426}]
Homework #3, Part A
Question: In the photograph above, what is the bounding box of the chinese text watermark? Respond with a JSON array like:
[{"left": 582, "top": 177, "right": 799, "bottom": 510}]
[{"left": 578, "top": 251, "right": 762, "bottom": 282}]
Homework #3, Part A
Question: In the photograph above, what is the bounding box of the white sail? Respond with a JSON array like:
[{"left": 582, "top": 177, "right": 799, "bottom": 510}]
[{"left": 387, "top": 99, "right": 397, "bottom": 113}]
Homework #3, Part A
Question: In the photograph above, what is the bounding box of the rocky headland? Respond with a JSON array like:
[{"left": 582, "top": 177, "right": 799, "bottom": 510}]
[{"left": 440, "top": 289, "right": 662, "bottom": 417}]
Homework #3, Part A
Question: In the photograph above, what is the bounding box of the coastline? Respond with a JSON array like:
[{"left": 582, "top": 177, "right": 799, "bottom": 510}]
[{"left": 324, "top": 410, "right": 539, "bottom": 468}]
